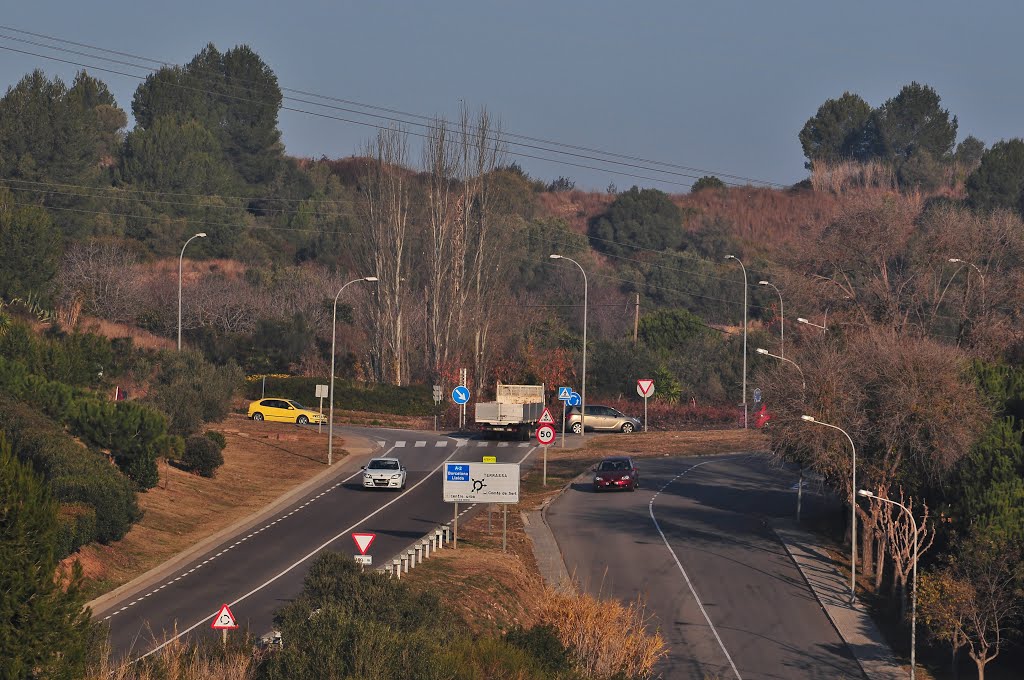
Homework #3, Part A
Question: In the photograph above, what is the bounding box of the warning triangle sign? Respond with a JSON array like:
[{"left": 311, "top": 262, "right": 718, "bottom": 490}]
[
  {"left": 352, "top": 532, "right": 376, "bottom": 555},
  {"left": 210, "top": 603, "right": 238, "bottom": 630},
  {"left": 538, "top": 407, "right": 555, "bottom": 425}
]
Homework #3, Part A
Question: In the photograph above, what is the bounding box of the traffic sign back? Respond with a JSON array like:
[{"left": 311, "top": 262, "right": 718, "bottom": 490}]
[
  {"left": 538, "top": 407, "right": 555, "bottom": 425},
  {"left": 210, "top": 603, "right": 238, "bottom": 630},
  {"left": 352, "top": 533, "right": 376, "bottom": 555}
]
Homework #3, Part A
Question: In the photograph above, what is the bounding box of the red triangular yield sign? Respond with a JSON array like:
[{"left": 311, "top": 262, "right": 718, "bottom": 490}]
[
  {"left": 210, "top": 603, "right": 238, "bottom": 629},
  {"left": 538, "top": 407, "right": 555, "bottom": 425},
  {"left": 352, "top": 532, "right": 376, "bottom": 555},
  {"left": 637, "top": 379, "right": 654, "bottom": 397}
]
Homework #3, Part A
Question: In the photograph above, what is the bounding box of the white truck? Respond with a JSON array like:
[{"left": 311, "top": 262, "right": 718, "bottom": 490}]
[{"left": 474, "top": 383, "right": 546, "bottom": 440}]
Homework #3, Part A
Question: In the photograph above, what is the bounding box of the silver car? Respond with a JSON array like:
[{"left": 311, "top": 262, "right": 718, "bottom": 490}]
[
  {"left": 361, "top": 458, "right": 407, "bottom": 490},
  {"left": 566, "top": 405, "right": 641, "bottom": 434}
]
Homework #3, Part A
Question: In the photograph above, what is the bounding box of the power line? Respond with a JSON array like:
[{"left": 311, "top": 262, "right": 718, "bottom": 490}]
[{"left": 0, "top": 25, "right": 787, "bottom": 189}]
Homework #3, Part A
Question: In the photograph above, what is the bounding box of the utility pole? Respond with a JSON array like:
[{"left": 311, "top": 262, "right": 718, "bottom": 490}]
[{"left": 633, "top": 294, "right": 640, "bottom": 345}]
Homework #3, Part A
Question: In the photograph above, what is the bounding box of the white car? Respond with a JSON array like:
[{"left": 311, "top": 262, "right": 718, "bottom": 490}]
[{"left": 362, "top": 458, "right": 407, "bottom": 490}]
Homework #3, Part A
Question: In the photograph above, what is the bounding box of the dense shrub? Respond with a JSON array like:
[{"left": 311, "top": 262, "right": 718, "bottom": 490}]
[
  {"left": 182, "top": 435, "right": 224, "bottom": 478},
  {"left": 245, "top": 376, "right": 433, "bottom": 416},
  {"left": 146, "top": 350, "right": 242, "bottom": 435},
  {"left": 0, "top": 397, "right": 140, "bottom": 547},
  {"left": 0, "top": 321, "right": 116, "bottom": 388},
  {"left": 69, "top": 398, "right": 166, "bottom": 489},
  {"left": 203, "top": 430, "right": 227, "bottom": 450},
  {"left": 505, "top": 624, "right": 572, "bottom": 674},
  {"left": 55, "top": 503, "right": 98, "bottom": 558}
]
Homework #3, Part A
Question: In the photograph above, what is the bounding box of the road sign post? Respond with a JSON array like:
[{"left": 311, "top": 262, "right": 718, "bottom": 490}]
[
  {"left": 352, "top": 532, "right": 375, "bottom": 572},
  {"left": 537, "top": 409, "right": 555, "bottom": 485},
  {"left": 452, "top": 375, "right": 470, "bottom": 430},
  {"left": 211, "top": 603, "right": 238, "bottom": 648},
  {"left": 557, "top": 387, "right": 572, "bottom": 448},
  {"left": 315, "top": 383, "right": 328, "bottom": 433},
  {"left": 637, "top": 379, "right": 655, "bottom": 432}
]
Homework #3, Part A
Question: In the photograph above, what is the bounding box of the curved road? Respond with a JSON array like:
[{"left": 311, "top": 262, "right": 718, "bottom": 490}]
[
  {"left": 546, "top": 454, "right": 863, "bottom": 680},
  {"left": 97, "top": 426, "right": 538, "bottom": 661}
]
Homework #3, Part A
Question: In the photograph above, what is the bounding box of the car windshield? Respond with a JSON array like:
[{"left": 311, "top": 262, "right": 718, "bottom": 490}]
[
  {"left": 287, "top": 400, "right": 308, "bottom": 410},
  {"left": 368, "top": 460, "right": 400, "bottom": 470},
  {"left": 598, "top": 460, "right": 629, "bottom": 471}
]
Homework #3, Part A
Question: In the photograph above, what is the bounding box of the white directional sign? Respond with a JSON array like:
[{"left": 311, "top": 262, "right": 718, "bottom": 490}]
[
  {"left": 443, "top": 462, "right": 520, "bottom": 503},
  {"left": 538, "top": 407, "right": 555, "bottom": 425},
  {"left": 353, "top": 554, "right": 372, "bottom": 566},
  {"left": 637, "top": 379, "right": 655, "bottom": 398},
  {"left": 536, "top": 424, "right": 556, "bottom": 446},
  {"left": 315, "top": 384, "right": 329, "bottom": 398},
  {"left": 210, "top": 603, "right": 238, "bottom": 630}
]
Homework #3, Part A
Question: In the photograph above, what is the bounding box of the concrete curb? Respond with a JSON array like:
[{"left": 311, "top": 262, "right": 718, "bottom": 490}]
[
  {"left": 88, "top": 434, "right": 380, "bottom": 616},
  {"left": 774, "top": 521, "right": 905, "bottom": 680}
]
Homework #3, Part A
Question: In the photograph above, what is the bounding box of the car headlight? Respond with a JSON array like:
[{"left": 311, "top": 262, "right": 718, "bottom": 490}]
[
  {"left": 621, "top": 475, "right": 630, "bottom": 481},
  {"left": 390, "top": 473, "right": 402, "bottom": 479},
  {"left": 594, "top": 476, "right": 603, "bottom": 482}
]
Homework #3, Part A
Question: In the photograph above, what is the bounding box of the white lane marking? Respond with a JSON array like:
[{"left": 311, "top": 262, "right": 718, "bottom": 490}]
[
  {"left": 476, "top": 441, "right": 488, "bottom": 447},
  {"left": 132, "top": 445, "right": 461, "bottom": 664},
  {"left": 517, "top": 445, "right": 538, "bottom": 465},
  {"left": 414, "top": 441, "right": 426, "bottom": 448},
  {"left": 649, "top": 460, "right": 742, "bottom": 680},
  {"left": 376, "top": 440, "right": 386, "bottom": 448},
  {"left": 435, "top": 440, "right": 447, "bottom": 447},
  {"left": 394, "top": 441, "right": 407, "bottom": 447},
  {"left": 455, "top": 439, "right": 468, "bottom": 447},
  {"left": 518, "top": 442, "right": 529, "bottom": 447},
  {"left": 497, "top": 442, "right": 508, "bottom": 448}
]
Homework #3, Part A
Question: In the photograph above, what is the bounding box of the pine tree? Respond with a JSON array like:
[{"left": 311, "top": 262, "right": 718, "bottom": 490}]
[{"left": 0, "top": 433, "right": 96, "bottom": 679}]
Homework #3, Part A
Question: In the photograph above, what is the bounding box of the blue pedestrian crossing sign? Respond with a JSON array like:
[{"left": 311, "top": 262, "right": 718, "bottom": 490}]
[
  {"left": 557, "top": 386, "right": 572, "bottom": 401},
  {"left": 452, "top": 386, "right": 470, "bottom": 405},
  {"left": 568, "top": 391, "right": 581, "bottom": 407}
]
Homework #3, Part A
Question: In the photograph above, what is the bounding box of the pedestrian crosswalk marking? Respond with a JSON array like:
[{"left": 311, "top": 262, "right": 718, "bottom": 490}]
[
  {"left": 394, "top": 441, "right": 406, "bottom": 447},
  {"left": 415, "top": 441, "right": 426, "bottom": 447},
  {"left": 435, "top": 441, "right": 447, "bottom": 447}
]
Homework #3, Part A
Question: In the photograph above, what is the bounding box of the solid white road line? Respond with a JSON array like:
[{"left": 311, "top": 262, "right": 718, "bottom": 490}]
[
  {"left": 131, "top": 444, "right": 458, "bottom": 664},
  {"left": 648, "top": 459, "right": 743, "bottom": 680}
]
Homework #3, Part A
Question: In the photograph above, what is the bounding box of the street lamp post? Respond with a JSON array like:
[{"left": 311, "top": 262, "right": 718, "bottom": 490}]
[
  {"left": 860, "top": 490, "right": 917, "bottom": 680},
  {"left": 755, "top": 347, "right": 805, "bottom": 392},
  {"left": 328, "top": 276, "right": 378, "bottom": 465},
  {"left": 802, "top": 415, "right": 857, "bottom": 604},
  {"left": 948, "top": 258, "right": 986, "bottom": 308},
  {"left": 758, "top": 280, "right": 784, "bottom": 358},
  {"left": 797, "top": 316, "right": 827, "bottom": 333},
  {"left": 726, "top": 255, "right": 748, "bottom": 428},
  {"left": 550, "top": 254, "right": 588, "bottom": 436},
  {"left": 178, "top": 232, "right": 207, "bottom": 351}
]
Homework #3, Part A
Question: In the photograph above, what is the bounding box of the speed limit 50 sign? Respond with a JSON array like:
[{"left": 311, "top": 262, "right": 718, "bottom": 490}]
[{"left": 536, "top": 424, "right": 556, "bottom": 445}]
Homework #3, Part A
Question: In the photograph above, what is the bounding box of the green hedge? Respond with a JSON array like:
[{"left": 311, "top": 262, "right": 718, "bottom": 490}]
[
  {"left": 56, "top": 503, "right": 98, "bottom": 559},
  {"left": 245, "top": 376, "right": 434, "bottom": 416},
  {"left": 0, "top": 397, "right": 141, "bottom": 551}
]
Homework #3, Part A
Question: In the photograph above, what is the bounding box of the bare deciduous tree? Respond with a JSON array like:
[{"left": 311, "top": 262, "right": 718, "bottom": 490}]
[
  {"left": 56, "top": 240, "right": 141, "bottom": 324},
  {"left": 360, "top": 126, "right": 411, "bottom": 385}
]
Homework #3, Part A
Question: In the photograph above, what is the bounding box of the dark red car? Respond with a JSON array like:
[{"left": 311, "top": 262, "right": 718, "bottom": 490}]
[{"left": 592, "top": 457, "right": 639, "bottom": 492}]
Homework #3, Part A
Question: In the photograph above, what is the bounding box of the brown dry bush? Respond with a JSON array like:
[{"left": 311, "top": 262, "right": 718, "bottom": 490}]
[
  {"left": 536, "top": 586, "right": 667, "bottom": 679},
  {"left": 86, "top": 635, "right": 256, "bottom": 680},
  {"left": 810, "top": 159, "right": 897, "bottom": 193}
]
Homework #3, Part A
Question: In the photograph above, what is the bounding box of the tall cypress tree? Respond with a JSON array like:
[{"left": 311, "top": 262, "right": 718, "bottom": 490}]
[{"left": 0, "top": 433, "right": 96, "bottom": 679}]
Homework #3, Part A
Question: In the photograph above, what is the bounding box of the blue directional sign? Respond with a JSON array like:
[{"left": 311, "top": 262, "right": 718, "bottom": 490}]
[
  {"left": 445, "top": 463, "right": 470, "bottom": 482},
  {"left": 753, "top": 388, "right": 762, "bottom": 404},
  {"left": 557, "top": 386, "right": 572, "bottom": 401},
  {"left": 452, "top": 386, "right": 470, "bottom": 405},
  {"left": 568, "top": 391, "right": 581, "bottom": 407}
]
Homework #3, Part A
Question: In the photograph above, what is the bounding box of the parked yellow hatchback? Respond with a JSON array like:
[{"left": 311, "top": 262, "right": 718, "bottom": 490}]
[{"left": 247, "top": 398, "right": 325, "bottom": 425}]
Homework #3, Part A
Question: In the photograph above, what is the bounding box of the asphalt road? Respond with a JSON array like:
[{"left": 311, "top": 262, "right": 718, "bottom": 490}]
[
  {"left": 97, "top": 426, "right": 539, "bottom": 661},
  {"left": 546, "top": 453, "right": 864, "bottom": 680}
]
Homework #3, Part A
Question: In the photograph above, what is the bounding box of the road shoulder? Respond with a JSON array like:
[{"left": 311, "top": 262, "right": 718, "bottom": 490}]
[{"left": 774, "top": 521, "right": 906, "bottom": 680}]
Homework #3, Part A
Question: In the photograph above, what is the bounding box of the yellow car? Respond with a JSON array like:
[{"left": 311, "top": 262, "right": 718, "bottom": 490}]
[{"left": 247, "top": 398, "right": 326, "bottom": 425}]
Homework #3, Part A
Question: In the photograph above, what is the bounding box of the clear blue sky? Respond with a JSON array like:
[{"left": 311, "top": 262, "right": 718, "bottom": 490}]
[{"left": 2, "top": 1, "right": 1022, "bottom": 191}]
